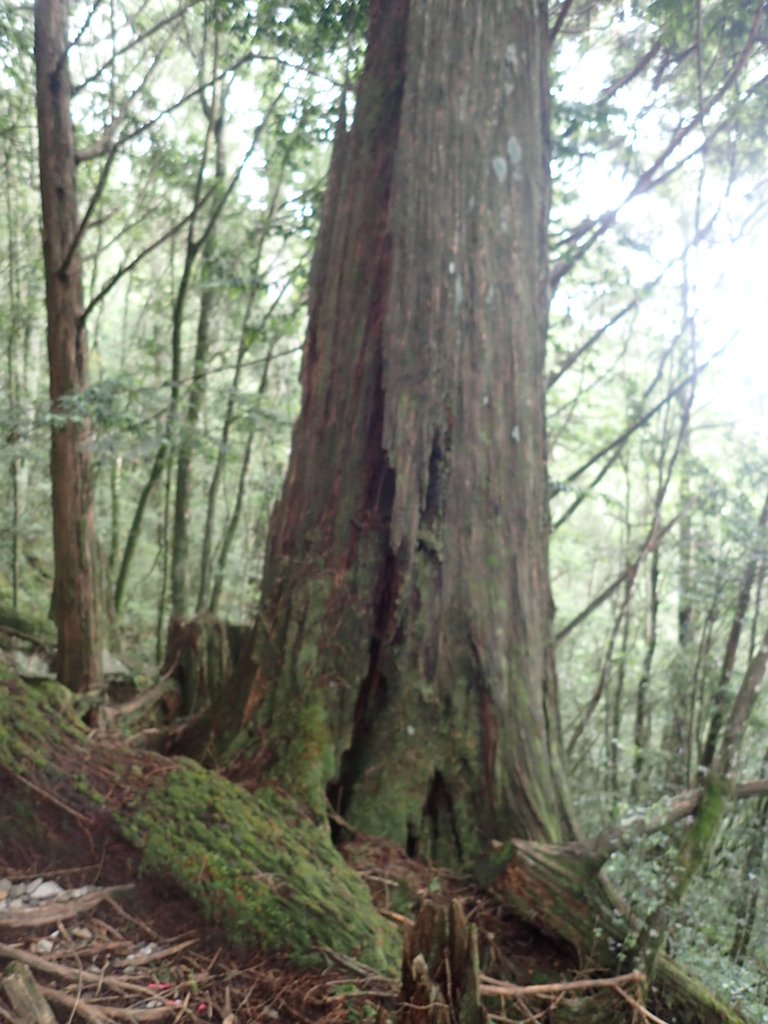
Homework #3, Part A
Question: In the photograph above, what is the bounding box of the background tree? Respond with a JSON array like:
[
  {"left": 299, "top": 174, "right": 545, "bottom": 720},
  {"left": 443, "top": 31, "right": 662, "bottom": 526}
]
[{"left": 34, "top": 0, "right": 103, "bottom": 692}]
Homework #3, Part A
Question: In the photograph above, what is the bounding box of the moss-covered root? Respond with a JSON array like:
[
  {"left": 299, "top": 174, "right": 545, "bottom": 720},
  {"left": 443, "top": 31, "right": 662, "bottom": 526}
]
[
  {"left": 0, "top": 678, "right": 398, "bottom": 972},
  {"left": 119, "top": 761, "right": 399, "bottom": 970}
]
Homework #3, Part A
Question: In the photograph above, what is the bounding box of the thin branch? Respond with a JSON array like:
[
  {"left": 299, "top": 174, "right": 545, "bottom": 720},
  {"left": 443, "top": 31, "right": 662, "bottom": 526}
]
[
  {"left": 76, "top": 38, "right": 170, "bottom": 162},
  {"left": 548, "top": 0, "right": 577, "bottom": 41},
  {"left": 551, "top": 1, "right": 763, "bottom": 287},
  {"left": 80, "top": 186, "right": 214, "bottom": 322},
  {"left": 81, "top": 50, "right": 257, "bottom": 164},
  {"left": 548, "top": 285, "right": 655, "bottom": 391},
  {"left": 599, "top": 40, "right": 663, "bottom": 104},
  {"left": 66, "top": 0, "right": 108, "bottom": 59},
  {"left": 479, "top": 971, "right": 645, "bottom": 998},
  {"left": 555, "top": 516, "right": 678, "bottom": 645},
  {"left": 72, "top": 0, "right": 202, "bottom": 95},
  {"left": 561, "top": 347, "right": 723, "bottom": 489},
  {"left": 615, "top": 985, "right": 671, "bottom": 1024},
  {"left": 61, "top": 143, "right": 119, "bottom": 275}
]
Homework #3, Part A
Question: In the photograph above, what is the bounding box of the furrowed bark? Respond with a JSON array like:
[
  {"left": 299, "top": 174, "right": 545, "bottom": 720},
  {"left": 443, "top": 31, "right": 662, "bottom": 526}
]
[{"left": 207, "top": 0, "right": 571, "bottom": 861}]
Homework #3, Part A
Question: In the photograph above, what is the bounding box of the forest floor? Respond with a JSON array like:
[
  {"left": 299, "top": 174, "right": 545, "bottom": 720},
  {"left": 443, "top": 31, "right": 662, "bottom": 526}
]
[
  {"left": 0, "top": 824, "right": 572, "bottom": 1024},
  {"left": 0, "top": 621, "right": 671, "bottom": 1024},
  {"left": 0, "top": 624, "right": 577, "bottom": 1024}
]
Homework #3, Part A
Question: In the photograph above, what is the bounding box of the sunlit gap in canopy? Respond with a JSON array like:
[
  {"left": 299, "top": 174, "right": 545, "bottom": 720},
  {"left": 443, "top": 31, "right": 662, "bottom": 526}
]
[{"left": 551, "top": 24, "right": 768, "bottom": 448}]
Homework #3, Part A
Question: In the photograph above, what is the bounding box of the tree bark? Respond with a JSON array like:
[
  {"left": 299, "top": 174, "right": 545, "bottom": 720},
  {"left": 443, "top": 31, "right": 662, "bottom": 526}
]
[
  {"left": 162, "top": 3, "right": 755, "bottom": 1021},
  {"left": 206, "top": 0, "right": 571, "bottom": 861},
  {"left": 35, "top": 0, "right": 103, "bottom": 693}
]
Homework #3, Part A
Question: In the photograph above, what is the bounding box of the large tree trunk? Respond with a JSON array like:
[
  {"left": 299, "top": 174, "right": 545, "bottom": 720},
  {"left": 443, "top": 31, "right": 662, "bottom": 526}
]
[
  {"left": 35, "top": 0, "right": 103, "bottom": 693},
  {"left": 206, "top": 0, "right": 571, "bottom": 861}
]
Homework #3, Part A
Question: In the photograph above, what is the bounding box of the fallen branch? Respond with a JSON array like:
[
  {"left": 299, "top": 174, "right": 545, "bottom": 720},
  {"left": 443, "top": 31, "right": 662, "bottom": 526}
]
[
  {"left": 480, "top": 969, "right": 670, "bottom": 1024},
  {"left": 37, "top": 984, "right": 177, "bottom": 1023},
  {"left": 478, "top": 969, "right": 644, "bottom": 998},
  {"left": 0, "top": 940, "right": 153, "bottom": 996},
  {"left": 616, "top": 984, "right": 672, "bottom": 1024},
  {"left": 583, "top": 777, "right": 768, "bottom": 862},
  {"left": 0, "top": 886, "right": 134, "bottom": 929}
]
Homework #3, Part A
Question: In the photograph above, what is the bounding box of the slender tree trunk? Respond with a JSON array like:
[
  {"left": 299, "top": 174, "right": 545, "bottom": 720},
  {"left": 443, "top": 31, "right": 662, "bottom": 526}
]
[
  {"left": 35, "top": 0, "right": 102, "bottom": 693},
  {"left": 208, "top": 428, "right": 254, "bottom": 614},
  {"left": 630, "top": 546, "right": 659, "bottom": 800},
  {"left": 207, "top": 0, "right": 572, "bottom": 860},
  {"left": 4, "top": 148, "right": 22, "bottom": 610},
  {"left": 729, "top": 749, "right": 768, "bottom": 963},
  {"left": 700, "top": 488, "right": 768, "bottom": 772},
  {"left": 196, "top": 168, "right": 287, "bottom": 612},
  {"left": 197, "top": 313, "right": 250, "bottom": 613},
  {"left": 113, "top": 441, "right": 166, "bottom": 614},
  {"left": 171, "top": 55, "right": 226, "bottom": 621}
]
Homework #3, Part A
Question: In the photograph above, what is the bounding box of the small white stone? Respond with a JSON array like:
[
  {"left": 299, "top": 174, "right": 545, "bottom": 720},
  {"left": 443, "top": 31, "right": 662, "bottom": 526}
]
[
  {"left": 406, "top": 725, "right": 416, "bottom": 737},
  {"left": 35, "top": 938, "right": 55, "bottom": 954},
  {"left": 34, "top": 881, "right": 65, "bottom": 900},
  {"left": 25, "top": 877, "right": 44, "bottom": 895}
]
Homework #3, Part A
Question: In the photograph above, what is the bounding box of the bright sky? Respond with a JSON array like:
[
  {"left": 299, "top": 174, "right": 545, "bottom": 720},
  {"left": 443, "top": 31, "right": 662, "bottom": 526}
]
[
  {"left": 693, "top": 215, "right": 768, "bottom": 436},
  {"left": 555, "top": 34, "right": 768, "bottom": 446}
]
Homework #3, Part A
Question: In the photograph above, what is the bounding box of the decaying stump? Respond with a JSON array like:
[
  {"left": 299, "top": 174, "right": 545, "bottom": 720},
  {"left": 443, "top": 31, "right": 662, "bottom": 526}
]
[
  {"left": 400, "top": 900, "right": 485, "bottom": 1024},
  {"left": 162, "top": 614, "right": 251, "bottom": 715},
  {"left": 2, "top": 962, "right": 57, "bottom": 1024}
]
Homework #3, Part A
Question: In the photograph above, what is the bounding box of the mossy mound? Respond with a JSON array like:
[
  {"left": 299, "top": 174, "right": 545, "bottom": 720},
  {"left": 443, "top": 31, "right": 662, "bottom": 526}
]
[
  {"left": 0, "top": 677, "right": 84, "bottom": 769},
  {"left": 0, "top": 678, "right": 398, "bottom": 972},
  {"left": 121, "top": 761, "right": 399, "bottom": 969}
]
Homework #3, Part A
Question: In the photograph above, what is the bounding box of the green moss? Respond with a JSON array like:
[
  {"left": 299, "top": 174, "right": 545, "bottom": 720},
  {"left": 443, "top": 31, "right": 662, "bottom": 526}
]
[
  {"left": 0, "top": 678, "right": 86, "bottom": 770},
  {"left": 0, "top": 604, "right": 56, "bottom": 644},
  {"left": 122, "top": 761, "right": 399, "bottom": 971},
  {"left": 679, "top": 775, "right": 729, "bottom": 874}
]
